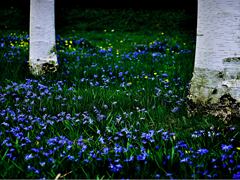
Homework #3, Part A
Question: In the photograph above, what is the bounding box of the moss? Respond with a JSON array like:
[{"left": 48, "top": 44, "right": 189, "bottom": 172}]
[
  {"left": 188, "top": 93, "right": 240, "bottom": 124},
  {"left": 189, "top": 67, "right": 240, "bottom": 122},
  {"left": 42, "top": 61, "right": 58, "bottom": 73},
  {"left": 29, "top": 59, "right": 58, "bottom": 76},
  {"left": 223, "top": 57, "right": 240, "bottom": 63},
  {"left": 49, "top": 45, "right": 57, "bottom": 54}
]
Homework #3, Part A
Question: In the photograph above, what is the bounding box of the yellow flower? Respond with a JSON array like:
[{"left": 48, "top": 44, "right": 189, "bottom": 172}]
[
  {"left": 23, "top": 41, "right": 28, "bottom": 46},
  {"left": 154, "top": 72, "right": 157, "bottom": 76},
  {"left": 237, "top": 147, "right": 240, "bottom": 150},
  {"left": 144, "top": 76, "right": 148, "bottom": 79},
  {"left": 65, "top": 40, "right": 68, "bottom": 45}
]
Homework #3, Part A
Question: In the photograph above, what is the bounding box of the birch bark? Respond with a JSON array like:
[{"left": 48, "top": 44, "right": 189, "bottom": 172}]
[
  {"left": 29, "top": 0, "right": 58, "bottom": 76},
  {"left": 189, "top": 0, "right": 240, "bottom": 120}
]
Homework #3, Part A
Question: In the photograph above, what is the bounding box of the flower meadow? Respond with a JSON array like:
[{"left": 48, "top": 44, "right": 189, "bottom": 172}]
[{"left": 0, "top": 32, "right": 240, "bottom": 179}]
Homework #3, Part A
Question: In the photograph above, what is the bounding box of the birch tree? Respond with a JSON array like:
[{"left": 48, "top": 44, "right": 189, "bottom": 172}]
[
  {"left": 29, "top": 0, "right": 58, "bottom": 76},
  {"left": 189, "top": 0, "right": 240, "bottom": 120}
]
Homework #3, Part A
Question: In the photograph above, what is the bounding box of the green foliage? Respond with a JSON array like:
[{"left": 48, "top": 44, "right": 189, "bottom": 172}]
[
  {"left": 57, "top": 8, "right": 195, "bottom": 35},
  {"left": 0, "top": 7, "right": 26, "bottom": 31}
]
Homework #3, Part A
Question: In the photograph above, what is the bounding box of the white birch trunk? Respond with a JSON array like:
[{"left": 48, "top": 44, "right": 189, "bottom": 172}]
[
  {"left": 29, "top": 0, "right": 58, "bottom": 76},
  {"left": 189, "top": 0, "right": 240, "bottom": 120}
]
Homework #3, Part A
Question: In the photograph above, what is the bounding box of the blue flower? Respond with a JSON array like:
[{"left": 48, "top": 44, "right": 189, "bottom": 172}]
[
  {"left": 155, "top": 145, "right": 160, "bottom": 150},
  {"left": 6, "top": 143, "right": 12, "bottom": 147},
  {"left": 221, "top": 154, "right": 228, "bottom": 161},
  {"left": 31, "top": 148, "right": 40, "bottom": 153},
  {"left": 36, "top": 136, "right": 41, "bottom": 140},
  {"left": 27, "top": 165, "right": 39, "bottom": 174},
  {"left": 171, "top": 107, "right": 180, "bottom": 113},
  {"left": 89, "top": 151, "right": 97, "bottom": 159},
  {"left": 25, "top": 154, "right": 34, "bottom": 161},
  {"left": 197, "top": 148, "right": 208, "bottom": 155},
  {"left": 165, "top": 172, "right": 173, "bottom": 177},
  {"left": 201, "top": 170, "right": 209, "bottom": 176},
  {"left": 39, "top": 162, "right": 46, "bottom": 167},
  {"left": 67, "top": 155, "right": 75, "bottom": 161},
  {"left": 66, "top": 145, "right": 72, "bottom": 150},
  {"left": 101, "top": 147, "right": 109, "bottom": 155},
  {"left": 109, "top": 163, "right": 123, "bottom": 173},
  {"left": 48, "top": 157, "right": 55, "bottom": 163},
  {"left": 221, "top": 144, "right": 233, "bottom": 152},
  {"left": 162, "top": 73, "right": 168, "bottom": 78},
  {"left": 114, "top": 144, "right": 123, "bottom": 154},
  {"left": 124, "top": 156, "right": 134, "bottom": 162},
  {"left": 118, "top": 72, "right": 123, "bottom": 77},
  {"left": 6, "top": 153, "right": 13, "bottom": 159},
  {"left": 1, "top": 122, "right": 9, "bottom": 126},
  {"left": 233, "top": 172, "right": 240, "bottom": 179},
  {"left": 191, "top": 130, "right": 205, "bottom": 138},
  {"left": 180, "top": 157, "right": 190, "bottom": 163},
  {"left": 99, "top": 137, "right": 105, "bottom": 144},
  {"left": 155, "top": 174, "right": 161, "bottom": 179},
  {"left": 211, "top": 158, "right": 217, "bottom": 163},
  {"left": 137, "top": 150, "right": 148, "bottom": 161},
  {"left": 175, "top": 140, "right": 188, "bottom": 149}
]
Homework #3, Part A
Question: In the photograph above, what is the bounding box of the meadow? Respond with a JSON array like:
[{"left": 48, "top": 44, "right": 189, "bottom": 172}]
[{"left": 0, "top": 8, "right": 240, "bottom": 179}]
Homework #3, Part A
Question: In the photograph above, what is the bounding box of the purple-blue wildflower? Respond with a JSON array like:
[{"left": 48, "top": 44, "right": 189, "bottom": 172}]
[
  {"left": 221, "top": 144, "right": 233, "bottom": 152},
  {"left": 233, "top": 172, "right": 240, "bottom": 179},
  {"left": 109, "top": 163, "right": 123, "bottom": 173},
  {"left": 25, "top": 154, "right": 34, "bottom": 161},
  {"left": 197, "top": 148, "right": 209, "bottom": 155}
]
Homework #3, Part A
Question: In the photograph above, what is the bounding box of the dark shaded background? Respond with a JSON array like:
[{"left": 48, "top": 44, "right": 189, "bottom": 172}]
[
  {"left": 2, "top": 0, "right": 197, "bottom": 10},
  {"left": 0, "top": 0, "right": 197, "bottom": 31}
]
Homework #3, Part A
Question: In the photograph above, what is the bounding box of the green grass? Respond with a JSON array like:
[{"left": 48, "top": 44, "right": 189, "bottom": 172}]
[{"left": 0, "top": 8, "right": 239, "bottom": 179}]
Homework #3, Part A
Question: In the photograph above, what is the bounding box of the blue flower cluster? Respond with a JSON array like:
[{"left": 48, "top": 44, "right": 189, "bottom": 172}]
[{"left": 0, "top": 33, "right": 239, "bottom": 179}]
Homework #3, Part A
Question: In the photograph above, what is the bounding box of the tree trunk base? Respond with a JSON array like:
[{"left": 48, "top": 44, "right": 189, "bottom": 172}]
[
  {"left": 29, "top": 61, "right": 58, "bottom": 76},
  {"left": 188, "top": 94, "right": 240, "bottom": 123}
]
